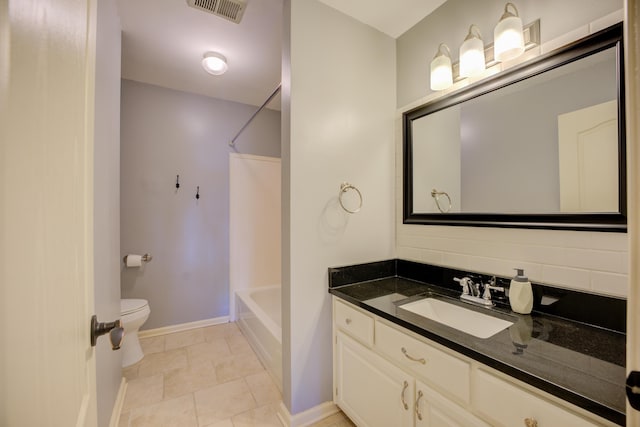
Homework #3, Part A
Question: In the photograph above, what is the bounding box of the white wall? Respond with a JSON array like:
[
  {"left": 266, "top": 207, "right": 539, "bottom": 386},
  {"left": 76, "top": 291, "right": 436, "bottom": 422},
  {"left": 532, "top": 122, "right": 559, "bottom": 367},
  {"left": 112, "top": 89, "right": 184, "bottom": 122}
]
[
  {"left": 396, "top": 2, "right": 627, "bottom": 298},
  {"left": 282, "top": 0, "right": 396, "bottom": 415},
  {"left": 120, "top": 80, "right": 281, "bottom": 329},
  {"left": 93, "top": 1, "right": 122, "bottom": 425}
]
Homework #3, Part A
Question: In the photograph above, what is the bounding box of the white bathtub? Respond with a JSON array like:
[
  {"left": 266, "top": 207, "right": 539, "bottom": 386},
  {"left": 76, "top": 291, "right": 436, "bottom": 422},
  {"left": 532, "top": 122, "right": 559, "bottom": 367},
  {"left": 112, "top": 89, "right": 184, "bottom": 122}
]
[{"left": 235, "top": 285, "right": 282, "bottom": 390}]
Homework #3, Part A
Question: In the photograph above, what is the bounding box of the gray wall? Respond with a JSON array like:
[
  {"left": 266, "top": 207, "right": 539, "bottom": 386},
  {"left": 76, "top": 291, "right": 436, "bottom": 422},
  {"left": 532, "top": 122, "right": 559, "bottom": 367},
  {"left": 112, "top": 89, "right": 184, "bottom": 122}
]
[
  {"left": 93, "top": 1, "right": 122, "bottom": 425},
  {"left": 396, "top": 0, "right": 623, "bottom": 108},
  {"left": 461, "top": 51, "right": 617, "bottom": 212},
  {"left": 120, "top": 79, "right": 280, "bottom": 330}
]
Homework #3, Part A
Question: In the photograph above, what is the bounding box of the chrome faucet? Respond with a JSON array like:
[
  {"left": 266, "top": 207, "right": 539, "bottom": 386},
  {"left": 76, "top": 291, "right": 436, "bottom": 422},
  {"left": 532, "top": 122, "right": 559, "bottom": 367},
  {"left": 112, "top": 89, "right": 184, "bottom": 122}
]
[
  {"left": 454, "top": 276, "right": 502, "bottom": 307},
  {"left": 483, "top": 276, "right": 506, "bottom": 300}
]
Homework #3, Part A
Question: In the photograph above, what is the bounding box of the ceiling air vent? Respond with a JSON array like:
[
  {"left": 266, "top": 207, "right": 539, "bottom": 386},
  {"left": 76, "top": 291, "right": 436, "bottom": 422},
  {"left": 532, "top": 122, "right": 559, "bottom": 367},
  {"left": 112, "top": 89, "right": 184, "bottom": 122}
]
[{"left": 186, "top": 0, "right": 247, "bottom": 24}]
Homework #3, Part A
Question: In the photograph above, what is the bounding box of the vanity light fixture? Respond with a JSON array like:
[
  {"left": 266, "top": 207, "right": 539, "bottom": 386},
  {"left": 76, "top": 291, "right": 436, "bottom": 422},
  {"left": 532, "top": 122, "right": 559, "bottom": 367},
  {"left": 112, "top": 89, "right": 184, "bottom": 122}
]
[
  {"left": 459, "top": 25, "right": 486, "bottom": 78},
  {"left": 430, "top": 43, "right": 453, "bottom": 91},
  {"left": 494, "top": 2, "right": 525, "bottom": 62},
  {"left": 202, "top": 51, "right": 228, "bottom": 75}
]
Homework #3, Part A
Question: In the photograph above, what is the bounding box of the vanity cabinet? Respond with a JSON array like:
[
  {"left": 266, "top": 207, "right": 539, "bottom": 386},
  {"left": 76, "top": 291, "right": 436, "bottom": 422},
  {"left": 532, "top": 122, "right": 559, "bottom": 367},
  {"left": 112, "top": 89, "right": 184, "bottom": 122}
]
[
  {"left": 472, "top": 369, "right": 600, "bottom": 427},
  {"left": 333, "top": 298, "right": 614, "bottom": 427},
  {"left": 335, "top": 331, "right": 414, "bottom": 427},
  {"left": 334, "top": 299, "right": 486, "bottom": 427},
  {"left": 415, "top": 380, "right": 489, "bottom": 427}
]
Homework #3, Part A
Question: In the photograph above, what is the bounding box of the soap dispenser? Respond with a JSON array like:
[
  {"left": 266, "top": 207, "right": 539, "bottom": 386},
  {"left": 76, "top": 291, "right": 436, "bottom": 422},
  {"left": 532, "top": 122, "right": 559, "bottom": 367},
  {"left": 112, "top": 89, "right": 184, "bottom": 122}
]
[{"left": 509, "top": 268, "right": 533, "bottom": 314}]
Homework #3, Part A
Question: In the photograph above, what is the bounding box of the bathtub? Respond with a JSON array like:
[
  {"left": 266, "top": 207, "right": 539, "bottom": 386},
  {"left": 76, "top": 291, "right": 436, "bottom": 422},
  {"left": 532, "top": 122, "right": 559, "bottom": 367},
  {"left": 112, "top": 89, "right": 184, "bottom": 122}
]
[{"left": 235, "top": 285, "right": 282, "bottom": 390}]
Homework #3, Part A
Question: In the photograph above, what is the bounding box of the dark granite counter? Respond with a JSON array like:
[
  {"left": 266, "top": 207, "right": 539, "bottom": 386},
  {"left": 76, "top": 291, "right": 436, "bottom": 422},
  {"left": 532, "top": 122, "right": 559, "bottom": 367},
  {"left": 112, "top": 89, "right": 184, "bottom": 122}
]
[{"left": 328, "top": 260, "right": 626, "bottom": 425}]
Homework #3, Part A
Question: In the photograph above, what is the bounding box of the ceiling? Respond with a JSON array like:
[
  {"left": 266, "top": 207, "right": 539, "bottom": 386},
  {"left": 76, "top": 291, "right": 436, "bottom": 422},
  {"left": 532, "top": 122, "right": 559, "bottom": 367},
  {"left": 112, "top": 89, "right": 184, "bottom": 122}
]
[
  {"left": 116, "top": 0, "right": 446, "bottom": 109},
  {"left": 317, "top": 0, "right": 447, "bottom": 39}
]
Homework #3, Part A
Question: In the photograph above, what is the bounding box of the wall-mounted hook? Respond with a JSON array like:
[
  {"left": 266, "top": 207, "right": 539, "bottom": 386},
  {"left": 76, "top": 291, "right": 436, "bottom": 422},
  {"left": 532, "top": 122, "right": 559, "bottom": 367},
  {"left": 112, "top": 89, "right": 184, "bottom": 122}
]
[
  {"left": 196, "top": 186, "right": 200, "bottom": 200},
  {"left": 176, "top": 175, "right": 180, "bottom": 189}
]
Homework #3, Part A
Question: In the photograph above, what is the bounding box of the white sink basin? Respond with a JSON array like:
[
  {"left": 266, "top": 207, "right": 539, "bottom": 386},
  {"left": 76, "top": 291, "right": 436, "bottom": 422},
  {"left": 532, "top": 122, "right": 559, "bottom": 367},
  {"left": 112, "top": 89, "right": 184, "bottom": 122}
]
[{"left": 399, "top": 298, "right": 513, "bottom": 339}]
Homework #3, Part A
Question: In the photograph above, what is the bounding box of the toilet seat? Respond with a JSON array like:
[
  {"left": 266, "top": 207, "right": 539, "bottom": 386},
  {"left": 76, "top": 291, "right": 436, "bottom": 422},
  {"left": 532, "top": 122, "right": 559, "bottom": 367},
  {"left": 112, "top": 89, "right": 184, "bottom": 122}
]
[{"left": 121, "top": 299, "right": 149, "bottom": 316}]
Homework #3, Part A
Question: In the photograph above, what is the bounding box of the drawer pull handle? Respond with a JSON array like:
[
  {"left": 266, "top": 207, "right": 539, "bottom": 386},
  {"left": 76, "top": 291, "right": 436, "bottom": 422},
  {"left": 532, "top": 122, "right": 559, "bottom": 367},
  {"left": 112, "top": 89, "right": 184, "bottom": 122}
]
[
  {"left": 401, "top": 347, "right": 426, "bottom": 364},
  {"left": 401, "top": 380, "right": 409, "bottom": 410},
  {"left": 345, "top": 318, "right": 352, "bottom": 325},
  {"left": 524, "top": 418, "right": 538, "bottom": 427},
  {"left": 415, "top": 390, "right": 424, "bottom": 420}
]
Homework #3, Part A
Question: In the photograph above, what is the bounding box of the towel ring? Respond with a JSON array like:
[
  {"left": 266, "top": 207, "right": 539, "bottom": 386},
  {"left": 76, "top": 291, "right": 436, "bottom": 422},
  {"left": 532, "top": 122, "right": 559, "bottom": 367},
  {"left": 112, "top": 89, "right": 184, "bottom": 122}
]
[
  {"left": 339, "top": 182, "right": 362, "bottom": 214},
  {"left": 431, "top": 188, "right": 451, "bottom": 213}
]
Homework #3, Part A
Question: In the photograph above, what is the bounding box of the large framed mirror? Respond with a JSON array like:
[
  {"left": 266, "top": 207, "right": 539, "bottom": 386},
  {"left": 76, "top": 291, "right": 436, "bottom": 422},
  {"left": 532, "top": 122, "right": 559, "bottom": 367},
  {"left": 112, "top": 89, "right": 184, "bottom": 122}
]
[{"left": 403, "top": 23, "right": 626, "bottom": 232}]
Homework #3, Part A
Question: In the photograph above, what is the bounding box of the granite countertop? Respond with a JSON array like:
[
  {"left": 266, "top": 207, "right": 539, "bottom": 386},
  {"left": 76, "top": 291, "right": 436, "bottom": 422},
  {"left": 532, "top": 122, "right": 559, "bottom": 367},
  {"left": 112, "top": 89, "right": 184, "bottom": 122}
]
[{"left": 328, "top": 260, "right": 626, "bottom": 426}]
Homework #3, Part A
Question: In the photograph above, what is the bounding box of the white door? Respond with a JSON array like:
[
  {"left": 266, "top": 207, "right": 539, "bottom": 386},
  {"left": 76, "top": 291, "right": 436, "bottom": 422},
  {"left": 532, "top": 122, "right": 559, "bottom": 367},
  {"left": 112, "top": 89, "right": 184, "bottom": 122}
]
[
  {"left": 1, "top": 1, "right": 99, "bottom": 426},
  {"left": 558, "top": 100, "right": 619, "bottom": 212},
  {"left": 626, "top": 2, "right": 640, "bottom": 426}
]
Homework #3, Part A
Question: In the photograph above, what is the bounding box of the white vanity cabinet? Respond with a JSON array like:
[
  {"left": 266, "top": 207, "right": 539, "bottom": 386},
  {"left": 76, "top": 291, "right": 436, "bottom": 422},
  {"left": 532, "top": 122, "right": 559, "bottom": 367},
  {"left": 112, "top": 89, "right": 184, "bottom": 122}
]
[
  {"left": 333, "top": 299, "right": 486, "bottom": 427},
  {"left": 415, "top": 380, "right": 490, "bottom": 427},
  {"left": 335, "top": 331, "right": 414, "bottom": 427},
  {"left": 472, "top": 369, "right": 601, "bottom": 427},
  {"left": 332, "top": 297, "right": 615, "bottom": 427}
]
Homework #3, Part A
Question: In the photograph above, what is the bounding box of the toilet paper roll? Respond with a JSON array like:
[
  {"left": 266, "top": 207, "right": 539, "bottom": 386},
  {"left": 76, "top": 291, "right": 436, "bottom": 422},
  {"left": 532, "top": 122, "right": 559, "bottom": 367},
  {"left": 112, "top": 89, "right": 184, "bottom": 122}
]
[{"left": 125, "top": 254, "right": 143, "bottom": 268}]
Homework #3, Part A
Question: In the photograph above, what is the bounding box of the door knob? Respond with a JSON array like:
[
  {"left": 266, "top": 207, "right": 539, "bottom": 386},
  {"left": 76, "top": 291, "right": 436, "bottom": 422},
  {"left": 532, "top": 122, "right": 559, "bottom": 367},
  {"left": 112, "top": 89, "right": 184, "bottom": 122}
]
[{"left": 90, "top": 315, "right": 124, "bottom": 350}]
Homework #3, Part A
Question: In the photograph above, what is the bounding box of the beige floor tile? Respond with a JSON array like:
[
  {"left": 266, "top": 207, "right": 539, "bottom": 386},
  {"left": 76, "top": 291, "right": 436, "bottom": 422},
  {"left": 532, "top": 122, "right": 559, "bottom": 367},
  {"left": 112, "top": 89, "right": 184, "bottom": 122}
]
[
  {"left": 194, "top": 378, "right": 257, "bottom": 425},
  {"left": 245, "top": 371, "right": 281, "bottom": 406},
  {"left": 137, "top": 348, "right": 189, "bottom": 377},
  {"left": 118, "top": 411, "right": 130, "bottom": 427},
  {"left": 215, "top": 352, "right": 264, "bottom": 383},
  {"left": 200, "top": 419, "right": 234, "bottom": 427},
  {"left": 164, "top": 361, "right": 218, "bottom": 399},
  {"left": 122, "top": 374, "right": 163, "bottom": 412},
  {"left": 129, "top": 394, "right": 198, "bottom": 427},
  {"left": 308, "top": 411, "right": 355, "bottom": 427},
  {"left": 123, "top": 364, "right": 139, "bottom": 381},
  {"left": 231, "top": 403, "right": 283, "bottom": 427},
  {"left": 203, "top": 322, "right": 241, "bottom": 342},
  {"left": 226, "top": 332, "right": 253, "bottom": 355},
  {"left": 139, "top": 335, "right": 165, "bottom": 355},
  {"left": 164, "top": 328, "right": 205, "bottom": 350},
  {"left": 186, "top": 338, "right": 232, "bottom": 366}
]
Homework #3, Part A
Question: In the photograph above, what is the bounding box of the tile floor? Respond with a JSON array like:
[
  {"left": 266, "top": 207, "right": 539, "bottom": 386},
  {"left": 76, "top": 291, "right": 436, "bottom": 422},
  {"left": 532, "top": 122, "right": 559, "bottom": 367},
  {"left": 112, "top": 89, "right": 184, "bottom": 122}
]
[{"left": 119, "top": 322, "right": 355, "bottom": 427}]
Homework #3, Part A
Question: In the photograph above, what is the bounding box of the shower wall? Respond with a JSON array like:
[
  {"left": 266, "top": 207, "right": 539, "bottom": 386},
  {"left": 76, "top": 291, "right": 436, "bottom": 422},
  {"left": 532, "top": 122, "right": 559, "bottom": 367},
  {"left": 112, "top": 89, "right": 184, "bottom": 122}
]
[{"left": 120, "top": 79, "right": 281, "bottom": 330}]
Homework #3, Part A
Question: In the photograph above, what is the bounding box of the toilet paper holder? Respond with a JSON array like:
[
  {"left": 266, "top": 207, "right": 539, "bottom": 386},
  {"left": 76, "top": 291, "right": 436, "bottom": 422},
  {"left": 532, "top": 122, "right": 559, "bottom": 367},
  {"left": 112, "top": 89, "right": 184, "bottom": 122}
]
[{"left": 122, "top": 253, "right": 153, "bottom": 264}]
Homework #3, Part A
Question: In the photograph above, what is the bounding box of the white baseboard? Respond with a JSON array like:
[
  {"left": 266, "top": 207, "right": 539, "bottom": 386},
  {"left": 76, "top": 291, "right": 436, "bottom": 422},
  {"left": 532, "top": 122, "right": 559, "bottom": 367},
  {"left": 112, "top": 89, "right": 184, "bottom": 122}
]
[
  {"left": 108, "top": 378, "right": 127, "bottom": 427},
  {"left": 276, "top": 401, "right": 339, "bottom": 427},
  {"left": 138, "top": 315, "right": 230, "bottom": 339}
]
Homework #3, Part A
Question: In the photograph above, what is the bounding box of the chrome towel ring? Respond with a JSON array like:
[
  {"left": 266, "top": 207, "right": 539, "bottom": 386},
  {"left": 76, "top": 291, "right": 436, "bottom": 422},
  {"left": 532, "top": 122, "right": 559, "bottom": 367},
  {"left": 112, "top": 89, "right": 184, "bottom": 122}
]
[
  {"left": 339, "top": 182, "right": 363, "bottom": 214},
  {"left": 431, "top": 188, "right": 451, "bottom": 213}
]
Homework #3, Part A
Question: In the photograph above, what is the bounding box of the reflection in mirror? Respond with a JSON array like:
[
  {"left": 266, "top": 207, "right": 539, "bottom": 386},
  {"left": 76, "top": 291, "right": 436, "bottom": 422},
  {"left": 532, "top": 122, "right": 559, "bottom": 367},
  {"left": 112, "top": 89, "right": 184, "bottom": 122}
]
[
  {"left": 413, "top": 48, "right": 617, "bottom": 214},
  {"left": 403, "top": 23, "right": 626, "bottom": 232}
]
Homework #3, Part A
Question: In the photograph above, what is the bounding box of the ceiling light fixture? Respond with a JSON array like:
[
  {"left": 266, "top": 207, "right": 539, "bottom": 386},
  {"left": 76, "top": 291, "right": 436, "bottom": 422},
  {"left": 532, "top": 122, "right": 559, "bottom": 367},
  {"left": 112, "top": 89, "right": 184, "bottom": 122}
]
[
  {"left": 430, "top": 43, "right": 453, "bottom": 91},
  {"left": 494, "top": 2, "right": 525, "bottom": 62},
  {"left": 459, "top": 24, "right": 486, "bottom": 78},
  {"left": 202, "top": 51, "right": 228, "bottom": 75}
]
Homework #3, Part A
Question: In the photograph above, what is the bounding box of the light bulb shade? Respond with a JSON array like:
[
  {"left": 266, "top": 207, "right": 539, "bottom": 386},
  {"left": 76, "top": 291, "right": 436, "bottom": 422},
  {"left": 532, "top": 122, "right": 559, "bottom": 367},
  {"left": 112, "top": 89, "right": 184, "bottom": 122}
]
[
  {"left": 202, "top": 52, "right": 228, "bottom": 75},
  {"left": 459, "top": 26, "right": 486, "bottom": 78},
  {"left": 430, "top": 44, "right": 453, "bottom": 91},
  {"left": 494, "top": 3, "right": 524, "bottom": 62}
]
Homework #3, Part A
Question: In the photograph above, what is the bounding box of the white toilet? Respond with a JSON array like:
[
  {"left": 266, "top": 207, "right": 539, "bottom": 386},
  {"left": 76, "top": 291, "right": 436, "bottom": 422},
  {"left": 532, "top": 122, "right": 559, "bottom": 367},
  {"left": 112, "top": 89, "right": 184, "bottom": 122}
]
[{"left": 120, "top": 299, "right": 151, "bottom": 367}]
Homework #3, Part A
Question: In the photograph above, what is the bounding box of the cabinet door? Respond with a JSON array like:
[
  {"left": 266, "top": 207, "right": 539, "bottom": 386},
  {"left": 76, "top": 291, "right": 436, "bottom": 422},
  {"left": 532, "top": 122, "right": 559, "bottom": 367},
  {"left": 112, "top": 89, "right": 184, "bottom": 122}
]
[
  {"left": 415, "top": 380, "right": 490, "bottom": 427},
  {"left": 336, "top": 332, "right": 414, "bottom": 427}
]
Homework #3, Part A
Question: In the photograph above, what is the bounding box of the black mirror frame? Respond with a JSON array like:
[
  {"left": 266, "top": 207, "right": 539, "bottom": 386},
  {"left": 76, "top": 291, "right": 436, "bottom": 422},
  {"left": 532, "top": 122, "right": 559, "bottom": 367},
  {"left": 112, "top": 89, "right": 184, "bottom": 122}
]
[{"left": 403, "top": 23, "right": 626, "bottom": 232}]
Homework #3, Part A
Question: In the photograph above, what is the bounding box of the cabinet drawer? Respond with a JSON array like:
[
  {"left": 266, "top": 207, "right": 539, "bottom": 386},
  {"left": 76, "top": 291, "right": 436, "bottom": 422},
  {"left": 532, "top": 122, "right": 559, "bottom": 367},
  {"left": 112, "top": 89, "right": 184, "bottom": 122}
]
[
  {"left": 334, "top": 299, "right": 374, "bottom": 347},
  {"left": 473, "top": 369, "right": 601, "bottom": 427},
  {"left": 375, "top": 320, "right": 470, "bottom": 404}
]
